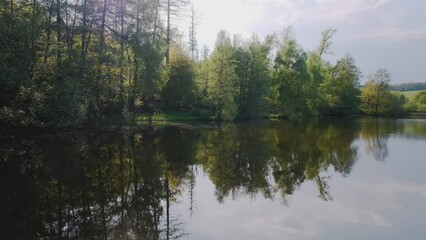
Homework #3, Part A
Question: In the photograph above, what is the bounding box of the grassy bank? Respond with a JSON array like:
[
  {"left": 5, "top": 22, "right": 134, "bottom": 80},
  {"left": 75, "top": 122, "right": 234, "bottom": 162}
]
[
  {"left": 397, "top": 90, "right": 426, "bottom": 113},
  {"left": 399, "top": 90, "right": 424, "bottom": 101},
  {"left": 102, "top": 111, "right": 212, "bottom": 126}
]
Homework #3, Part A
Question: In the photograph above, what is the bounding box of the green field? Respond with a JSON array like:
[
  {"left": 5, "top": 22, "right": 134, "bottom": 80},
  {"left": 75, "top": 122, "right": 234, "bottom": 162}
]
[
  {"left": 397, "top": 90, "right": 426, "bottom": 112},
  {"left": 399, "top": 90, "right": 426, "bottom": 101}
]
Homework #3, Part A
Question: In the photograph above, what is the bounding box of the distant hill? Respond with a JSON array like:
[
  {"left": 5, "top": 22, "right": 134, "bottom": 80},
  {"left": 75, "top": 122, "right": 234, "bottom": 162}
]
[{"left": 390, "top": 82, "right": 426, "bottom": 92}]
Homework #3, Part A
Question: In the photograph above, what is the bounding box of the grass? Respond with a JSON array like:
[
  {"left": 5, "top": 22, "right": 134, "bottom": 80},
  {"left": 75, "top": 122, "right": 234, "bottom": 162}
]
[
  {"left": 398, "top": 90, "right": 425, "bottom": 102},
  {"left": 102, "top": 111, "right": 212, "bottom": 126},
  {"left": 135, "top": 112, "right": 206, "bottom": 122},
  {"left": 395, "top": 90, "right": 426, "bottom": 113}
]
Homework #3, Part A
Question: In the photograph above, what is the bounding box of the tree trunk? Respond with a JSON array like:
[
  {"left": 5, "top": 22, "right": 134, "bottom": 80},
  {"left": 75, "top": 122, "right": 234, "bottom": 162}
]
[
  {"left": 166, "top": 0, "right": 171, "bottom": 65},
  {"left": 56, "top": 0, "right": 62, "bottom": 81},
  {"left": 44, "top": 0, "right": 54, "bottom": 63},
  {"left": 81, "top": 0, "right": 87, "bottom": 78},
  {"left": 119, "top": 0, "right": 125, "bottom": 107}
]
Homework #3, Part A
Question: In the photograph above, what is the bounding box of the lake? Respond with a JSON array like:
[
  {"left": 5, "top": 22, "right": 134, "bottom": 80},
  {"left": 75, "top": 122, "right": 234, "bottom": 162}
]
[{"left": 1, "top": 118, "right": 426, "bottom": 240}]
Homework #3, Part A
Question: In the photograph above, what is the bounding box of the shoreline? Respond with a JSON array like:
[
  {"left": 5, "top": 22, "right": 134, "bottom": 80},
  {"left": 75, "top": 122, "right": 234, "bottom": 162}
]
[{"left": 2, "top": 113, "right": 426, "bottom": 133}]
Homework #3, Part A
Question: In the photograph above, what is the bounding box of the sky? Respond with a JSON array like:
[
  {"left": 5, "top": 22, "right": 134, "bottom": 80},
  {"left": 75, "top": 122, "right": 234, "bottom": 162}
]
[{"left": 179, "top": 0, "right": 426, "bottom": 84}]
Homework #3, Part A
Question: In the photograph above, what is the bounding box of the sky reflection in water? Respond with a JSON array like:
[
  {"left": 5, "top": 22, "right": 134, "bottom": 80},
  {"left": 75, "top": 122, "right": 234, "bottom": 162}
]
[{"left": 1, "top": 118, "right": 426, "bottom": 239}]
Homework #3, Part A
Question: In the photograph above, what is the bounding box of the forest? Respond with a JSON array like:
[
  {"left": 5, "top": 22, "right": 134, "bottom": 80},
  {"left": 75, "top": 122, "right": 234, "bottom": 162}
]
[
  {"left": 390, "top": 82, "right": 426, "bottom": 92},
  {"left": 0, "top": 0, "right": 411, "bottom": 128}
]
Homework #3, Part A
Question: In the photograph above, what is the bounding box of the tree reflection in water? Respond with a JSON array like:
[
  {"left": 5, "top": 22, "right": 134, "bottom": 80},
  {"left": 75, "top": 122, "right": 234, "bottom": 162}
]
[{"left": 1, "top": 119, "right": 425, "bottom": 239}]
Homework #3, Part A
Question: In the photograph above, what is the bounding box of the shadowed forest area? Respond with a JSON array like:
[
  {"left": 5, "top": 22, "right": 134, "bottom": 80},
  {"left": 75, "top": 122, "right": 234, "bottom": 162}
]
[{"left": 1, "top": 0, "right": 418, "bottom": 128}]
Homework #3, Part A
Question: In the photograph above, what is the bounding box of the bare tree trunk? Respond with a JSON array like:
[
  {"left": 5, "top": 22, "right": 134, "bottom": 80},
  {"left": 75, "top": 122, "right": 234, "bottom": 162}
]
[
  {"left": 119, "top": 0, "right": 125, "bottom": 107},
  {"left": 166, "top": 0, "right": 171, "bottom": 65},
  {"left": 81, "top": 0, "right": 87, "bottom": 78},
  {"left": 44, "top": 0, "right": 54, "bottom": 63},
  {"left": 189, "top": 4, "right": 197, "bottom": 61},
  {"left": 56, "top": 0, "right": 62, "bottom": 81},
  {"left": 29, "top": 0, "right": 37, "bottom": 80},
  {"left": 152, "top": 0, "right": 160, "bottom": 44}
]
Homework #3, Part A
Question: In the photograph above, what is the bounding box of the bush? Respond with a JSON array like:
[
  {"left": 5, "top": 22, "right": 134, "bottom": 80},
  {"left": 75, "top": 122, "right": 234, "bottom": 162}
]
[{"left": 42, "top": 82, "right": 87, "bottom": 127}]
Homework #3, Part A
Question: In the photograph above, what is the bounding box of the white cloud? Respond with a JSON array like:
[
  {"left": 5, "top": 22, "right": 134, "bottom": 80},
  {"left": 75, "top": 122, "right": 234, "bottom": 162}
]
[
  {"left": 230, "top": 178, "right": 426, "bottom": 239},
  {"left": 185, "top": 0, "right": 425, "bottom": 83},
  {"left": 188, "top": 0, "right": 265, "bottom": 47},
  {"left": 250, "top": 0, "right": 391, "bottom": 26}
]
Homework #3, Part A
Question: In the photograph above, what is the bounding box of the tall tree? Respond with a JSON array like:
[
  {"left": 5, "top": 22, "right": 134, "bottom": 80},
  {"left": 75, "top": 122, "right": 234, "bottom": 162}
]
[
  {"left": 209, "top": 30, "right": 238, "bottom": 121},
  {"left": 360, "top": 69, "right": 405, "bottom": 115},
  {"left": 163, "top": 48, "right": 197, "bottom": 110},
  {"left": 188, "top": 3, "right": 198, "bottom": 61},
  {"left": 272, "top": 30, "right": 311, "bottom": 118},
  {"left": 234, "top": 34, "right": 273, "bottom": 119},
  {"left": 306, "top": 28, "right": 337, "bottom": 115},
  {"left": 165, "top": 0, "right": 189, "bottom": 65},
  {"left": 319, "top": 55, "right": 361, "bottom": 115}
]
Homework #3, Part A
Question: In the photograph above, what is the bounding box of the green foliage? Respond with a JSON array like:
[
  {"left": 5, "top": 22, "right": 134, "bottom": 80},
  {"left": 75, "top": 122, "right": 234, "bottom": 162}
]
[
  {"left": 0, "top": 0, "right": 403, "bottom": 128},
  {"left": 163, "top": 48, "right": 197, "bottom": 110},
  {"left": 0, "top": 0, "right": 45, "bottom": 123},
  {"left": 233, "top": 35, "right": 273, "bottom": 119},
  {"left": 402, "top": 91, "right": 426, "bottom": 112},
  {"left": 195, "top": 57, "right": 211, "bottom": 108},
  {"left": 361, "top": 69, "right": 406, "bottom": 116},
  {"left": 381, "top": 92, "right": 407, "bottom": 115},
  {"left": 208, "top": 31, "right": 238, "bottom": 121},
  {"left": 320, "top": 55, "right": 361, "bottom": 115},
  {"left": 43, "top": 81, "right": 87, "bottom": 127},
  {"left": 414, "top": 91, "right": 426, "bottom": 105},
  {"left": 306, "top": 53, "right": 329, "bottom": 115},
  {"left": 272, "top": 34, "right": 312, "bottom": 119},
  {"left": 137, "top": 41, "right": 165, "bottom": 103}
]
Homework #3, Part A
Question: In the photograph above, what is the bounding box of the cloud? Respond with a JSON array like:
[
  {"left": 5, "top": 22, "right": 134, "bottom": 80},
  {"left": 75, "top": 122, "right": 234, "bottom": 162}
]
[
  {"left": 190, "top": 0, "right": 265, "bottom": 47},
  {"left": 256, "top": 0, "right": 390, "bottom": 25},
  {"left": 234, "top": 178, "right": 426, "bottom": 239}
]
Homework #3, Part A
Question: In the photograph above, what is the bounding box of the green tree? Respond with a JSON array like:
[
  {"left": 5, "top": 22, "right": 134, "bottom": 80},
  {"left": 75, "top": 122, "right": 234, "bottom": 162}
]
[
  {"left": 209, "top": 31, "right": 238, "bottom": 121},
  {"left": 163, "top": 48, "right": 197, "bottom": 110},
  {"left": 360, "top": 69, "right": 404, "bottom": 115},
  {"left": 320, "top": 55, "right": 361, "bottom": 115},
  {"left": 272, "top": 31, "right": 311, "bottom": 119},
  {"left": 233, "top": 35, "right": 273, "bottom": 119},
  {"left": 0, "top": 0, "right": 45, "bottom": 125},
  {"left": 306, "top": 28, "right": 337, "bottom": 115}
]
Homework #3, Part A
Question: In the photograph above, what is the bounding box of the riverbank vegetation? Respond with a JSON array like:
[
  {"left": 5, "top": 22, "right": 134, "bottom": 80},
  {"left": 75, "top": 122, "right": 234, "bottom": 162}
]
[
  {"left": 402, "top": 91, "right": 426, "bottom": 113},
  {"left": 0, "top": 0, "right": 421, "bottom": 128}
]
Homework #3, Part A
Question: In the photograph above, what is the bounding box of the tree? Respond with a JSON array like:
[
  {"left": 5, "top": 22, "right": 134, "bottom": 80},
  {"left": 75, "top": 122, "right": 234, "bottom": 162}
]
[
  {"left": 320, "top": 55, "right": 361, "bottom": 115},
  {"left": 209, "top": 31, "right": 238, "bottom": 121},
  {"left": 165, "top": 0, "right": 189, "bottom": 65},
  {"left": 360, "top": 69, "right": 393, "bottom": 115},
  {"left": 188, "top": 3, "right": 198, "bottom": 61},
  {"left": 233, "top": 34, "right": 273, "bottom": 119},
  {"left": 317, "top": 28, "right": 337, "bottom": 57},
  {"left": 272, "top": 30, "right": 312, "bottom": 118},
  {"left": 163, "top": 48, "right": 197, "bottom": 110},
  {"left": 306, "top": 28, "right": 337, "bottom": 115}
]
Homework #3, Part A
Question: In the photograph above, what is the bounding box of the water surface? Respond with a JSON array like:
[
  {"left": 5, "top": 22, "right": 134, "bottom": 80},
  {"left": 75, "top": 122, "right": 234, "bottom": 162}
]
[{"left": 1, "top": 118, "right": 426, "bottom": 239}]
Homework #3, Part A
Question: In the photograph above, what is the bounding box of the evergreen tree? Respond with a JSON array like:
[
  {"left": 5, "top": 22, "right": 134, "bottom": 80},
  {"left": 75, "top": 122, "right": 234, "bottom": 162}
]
[{"left": 209, "top": 31, "right": 238, "bottom": 121}]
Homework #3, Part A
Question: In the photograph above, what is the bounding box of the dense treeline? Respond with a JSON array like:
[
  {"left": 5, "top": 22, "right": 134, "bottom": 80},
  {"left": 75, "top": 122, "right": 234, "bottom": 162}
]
[
  {"left": 0, "top": 0, "right": 406, "bottom": 127},
  {"left": 390, "top": 82, "right": 426, "bottom": 92}
]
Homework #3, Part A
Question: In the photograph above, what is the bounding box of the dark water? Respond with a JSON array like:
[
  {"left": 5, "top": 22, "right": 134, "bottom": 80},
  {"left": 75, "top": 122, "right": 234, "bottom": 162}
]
[{"left": 1, "top": 118, "right": 426, "bottom": 240}]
